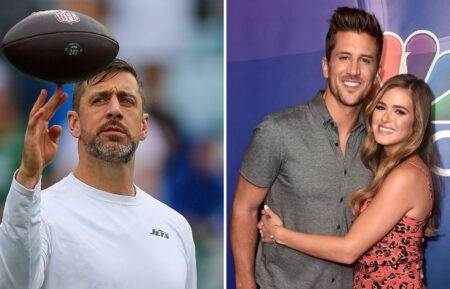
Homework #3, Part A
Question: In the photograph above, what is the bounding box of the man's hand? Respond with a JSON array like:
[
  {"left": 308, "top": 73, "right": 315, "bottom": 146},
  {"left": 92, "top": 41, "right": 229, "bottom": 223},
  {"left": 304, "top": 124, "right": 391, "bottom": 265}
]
[
  {"left": 417, "top": 260, "right": 424, "bottom": 280},
  {"left": 16, "top": 86, "right": 67, "bottom": 189}
]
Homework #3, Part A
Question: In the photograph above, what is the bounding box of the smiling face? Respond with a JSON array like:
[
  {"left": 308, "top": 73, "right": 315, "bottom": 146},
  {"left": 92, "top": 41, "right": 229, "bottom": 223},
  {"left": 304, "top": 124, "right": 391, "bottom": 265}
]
[
  {"left": 371, "top": 87, "right": 415, "bottom": 156},
  {"left": 322, "top": 31, "right": 378, "bottom": 107},
  {"left": 68, "top": 71, "right": 149, "bottom": 163}
]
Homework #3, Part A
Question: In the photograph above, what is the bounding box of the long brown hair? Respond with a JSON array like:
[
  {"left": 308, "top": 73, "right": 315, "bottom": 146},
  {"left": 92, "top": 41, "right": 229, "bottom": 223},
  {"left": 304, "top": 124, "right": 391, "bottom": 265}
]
[{"left": 349, "top": 74, "right": 440, "bottom": 236}]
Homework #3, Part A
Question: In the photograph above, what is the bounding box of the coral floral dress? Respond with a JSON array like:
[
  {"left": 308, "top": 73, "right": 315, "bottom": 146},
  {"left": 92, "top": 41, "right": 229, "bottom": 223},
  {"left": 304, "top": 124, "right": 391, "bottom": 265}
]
[{"left": 354, "top": 161, "right": 433, "bottom": 289}]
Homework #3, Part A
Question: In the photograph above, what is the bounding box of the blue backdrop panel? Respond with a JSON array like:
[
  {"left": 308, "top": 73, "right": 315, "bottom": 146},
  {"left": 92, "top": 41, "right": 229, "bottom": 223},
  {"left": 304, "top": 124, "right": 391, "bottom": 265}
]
[{"left": 227, "top": 1, "right": 450, "bottom": 288}]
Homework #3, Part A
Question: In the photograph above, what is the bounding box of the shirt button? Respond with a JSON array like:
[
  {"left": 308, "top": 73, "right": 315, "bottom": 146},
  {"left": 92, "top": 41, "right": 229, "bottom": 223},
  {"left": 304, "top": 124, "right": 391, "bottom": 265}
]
[
  {"left": 331, "top": 277, "right": 335, "bottom": 283},
  {"left": 340, "top": 197, "right": 343, "bottom": 203},
  {"left": 337, "top": 224, "right": 341, "bottom": 230},
  {"left": 335, "top": 142, "right": 339, "bottom": 147},
  {"left": 344, "top": 169, "right": 347, "bottom": 175}
]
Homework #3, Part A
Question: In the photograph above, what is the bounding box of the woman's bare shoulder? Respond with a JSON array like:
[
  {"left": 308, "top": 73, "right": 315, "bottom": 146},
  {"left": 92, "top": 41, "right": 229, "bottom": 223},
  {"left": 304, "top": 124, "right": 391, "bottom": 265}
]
[{"left": 382, "top": 155, "right": 430, "bottom": 197}]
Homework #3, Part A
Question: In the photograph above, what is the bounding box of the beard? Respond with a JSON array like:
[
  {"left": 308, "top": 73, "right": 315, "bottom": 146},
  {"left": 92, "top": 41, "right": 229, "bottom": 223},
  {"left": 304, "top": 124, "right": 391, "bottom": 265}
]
[
  {"left": 329, "top": 79, "right": 367, "bottom": 107},
  {"left": 80, "top": 120, "right": 138, "bottom": 164}
]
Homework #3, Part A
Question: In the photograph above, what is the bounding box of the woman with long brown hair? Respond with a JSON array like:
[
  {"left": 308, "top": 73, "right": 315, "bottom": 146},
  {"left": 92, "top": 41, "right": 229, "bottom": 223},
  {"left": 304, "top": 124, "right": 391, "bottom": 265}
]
[{"left": 258, "top": 73, "right": 440, "bottom": 288}]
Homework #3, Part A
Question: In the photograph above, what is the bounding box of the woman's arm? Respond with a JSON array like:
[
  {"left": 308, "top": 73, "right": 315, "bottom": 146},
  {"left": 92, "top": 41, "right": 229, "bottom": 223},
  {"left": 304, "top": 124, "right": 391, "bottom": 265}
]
[{"left": 258, "top": 163, "right": 430, "bottom": 264}]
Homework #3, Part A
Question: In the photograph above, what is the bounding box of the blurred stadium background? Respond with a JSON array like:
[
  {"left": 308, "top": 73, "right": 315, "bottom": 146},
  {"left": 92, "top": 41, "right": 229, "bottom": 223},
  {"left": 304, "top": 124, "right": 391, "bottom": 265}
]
[{"left": 0, "top": 0, "right": 223, "bottom": 288}]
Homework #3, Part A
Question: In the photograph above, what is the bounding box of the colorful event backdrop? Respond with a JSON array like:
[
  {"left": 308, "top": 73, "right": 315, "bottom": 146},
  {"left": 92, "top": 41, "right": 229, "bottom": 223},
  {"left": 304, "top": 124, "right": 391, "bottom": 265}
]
[{"left": 227, "top": 0, "right": 450, "bottom": 288}]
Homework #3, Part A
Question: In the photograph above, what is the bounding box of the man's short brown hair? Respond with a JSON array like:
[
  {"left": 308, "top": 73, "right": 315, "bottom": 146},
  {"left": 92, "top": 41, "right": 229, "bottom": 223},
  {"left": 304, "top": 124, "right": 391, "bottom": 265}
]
[
  {"left": 72, "top": 58, "right": 145, "bottom": 112},
  {"left": 325, "top": 7, "right": 384, "bottom": 68}
]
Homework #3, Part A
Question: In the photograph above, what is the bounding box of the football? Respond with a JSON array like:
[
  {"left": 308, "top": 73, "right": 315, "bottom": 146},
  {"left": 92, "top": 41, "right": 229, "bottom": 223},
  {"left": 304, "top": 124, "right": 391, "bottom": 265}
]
[{"left": 1, "top": 10, "right": 119, "bottom": 84}]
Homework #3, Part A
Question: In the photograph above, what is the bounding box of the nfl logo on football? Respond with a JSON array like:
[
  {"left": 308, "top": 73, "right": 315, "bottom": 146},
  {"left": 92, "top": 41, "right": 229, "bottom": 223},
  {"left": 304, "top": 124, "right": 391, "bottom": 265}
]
[{"left": 54, "top": 10, "right": 80, "bottom": 24}]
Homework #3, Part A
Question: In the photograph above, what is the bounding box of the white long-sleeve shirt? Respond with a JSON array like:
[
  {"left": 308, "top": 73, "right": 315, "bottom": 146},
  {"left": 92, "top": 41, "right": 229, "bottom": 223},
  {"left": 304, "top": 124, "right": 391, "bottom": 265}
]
[{"left": 0, "top": 173, "right": 197, "bottom": 289}]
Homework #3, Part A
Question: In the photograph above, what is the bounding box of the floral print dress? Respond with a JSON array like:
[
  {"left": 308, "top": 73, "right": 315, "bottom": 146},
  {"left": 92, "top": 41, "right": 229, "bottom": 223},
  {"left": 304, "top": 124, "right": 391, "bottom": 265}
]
[{"left": 354, "top": 161, "right": 432, "bottom": 289}]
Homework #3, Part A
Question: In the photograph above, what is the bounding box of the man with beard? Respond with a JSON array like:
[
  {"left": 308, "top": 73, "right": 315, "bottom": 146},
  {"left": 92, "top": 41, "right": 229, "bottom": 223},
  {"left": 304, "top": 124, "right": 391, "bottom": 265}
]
[
  {"left": 0, "top": 59, "right": 196, "bottom": 289},
  {"left": 231, "top": 7, "right": 384, "bottom": 289}
]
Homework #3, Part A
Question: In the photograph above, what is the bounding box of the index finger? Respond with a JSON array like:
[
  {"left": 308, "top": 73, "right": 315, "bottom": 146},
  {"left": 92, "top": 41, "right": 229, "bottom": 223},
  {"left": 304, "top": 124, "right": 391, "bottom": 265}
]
[
  {"left": 29, "top": 89, "right": 48, "bottom": 118},
  {"left": 41, "top": 86, "right": 67, "bottom": 121}
]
